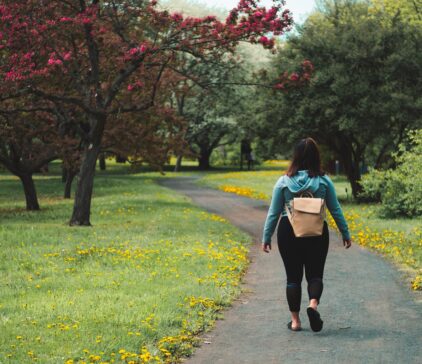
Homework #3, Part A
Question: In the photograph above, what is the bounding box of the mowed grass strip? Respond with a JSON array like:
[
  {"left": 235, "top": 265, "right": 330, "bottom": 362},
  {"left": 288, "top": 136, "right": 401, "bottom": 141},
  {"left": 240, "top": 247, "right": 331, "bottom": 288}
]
[
  {"left": 199, "top": 167, "right": 422, "bottom": 291},
  {"left": 0, "top": 170, "right": 251, "bottom": 363}
]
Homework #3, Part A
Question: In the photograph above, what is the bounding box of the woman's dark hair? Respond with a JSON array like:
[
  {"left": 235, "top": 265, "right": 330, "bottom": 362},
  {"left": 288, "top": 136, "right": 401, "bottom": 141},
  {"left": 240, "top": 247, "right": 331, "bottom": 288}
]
[{"left": 286, "top": 137, "right": 325, "bottom": 177}]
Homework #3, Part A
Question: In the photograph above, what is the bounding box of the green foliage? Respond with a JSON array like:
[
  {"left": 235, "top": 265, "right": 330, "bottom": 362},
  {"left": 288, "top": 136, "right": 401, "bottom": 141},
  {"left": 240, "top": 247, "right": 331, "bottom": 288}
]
[
  {"left": 370, "top": 0, "right": 422, "bottom": 28},
  {"left": 361, "top": 130, "right": 422, "bottom": 217},
  {"left": 251, "top": 0, "right": 422, "bottom": 196},
  {"left": 358, "top": 169, "right": 384, "bottom": 202}
]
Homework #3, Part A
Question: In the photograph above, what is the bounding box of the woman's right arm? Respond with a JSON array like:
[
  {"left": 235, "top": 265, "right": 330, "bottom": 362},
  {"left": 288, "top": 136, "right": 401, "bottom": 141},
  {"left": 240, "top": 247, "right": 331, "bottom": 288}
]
[{"left": 262, "top": 182, "right": 285, "bottom": 251}]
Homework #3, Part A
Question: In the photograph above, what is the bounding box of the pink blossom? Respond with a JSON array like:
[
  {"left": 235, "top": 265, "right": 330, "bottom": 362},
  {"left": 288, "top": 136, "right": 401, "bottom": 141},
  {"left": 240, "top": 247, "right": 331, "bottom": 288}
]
[
  {"left": 47, "top": 58, "right": 62, "bottom": 66},
  {"left": 139, "top": 44, "right": 147, "bottom": 53},
  {"left": 290, "top": 73, "right": 299, "bottom": 81},
  {"left": 171, "top": 12, "right": 183, "bottom": 22},
  {"left": 23, "top": 52, "right": 33, "bottom": 60},
  {"left": 128, "top": 44, "right": 147, "bottom": 58},
  {"left": 63, "top": 52, "right": 71, "bottom": 61},
  {"left": 128, "top": 48, "right": 138, "bottom": 56},
  {"left": 259, "top": 36, "right": 269, "bottom": 44},
  {"left": 127, "top": 80, "right": 143, "bottom": 92}
]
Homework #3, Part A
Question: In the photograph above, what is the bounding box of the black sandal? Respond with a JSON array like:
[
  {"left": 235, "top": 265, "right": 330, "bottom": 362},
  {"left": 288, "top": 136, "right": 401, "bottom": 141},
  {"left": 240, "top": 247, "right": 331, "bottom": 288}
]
[
  {"left": 307, "top": 307, "right": 323, "bottom": 332},
  {"left": 287, "top": 321, "right": 302, "bottom": 332}
]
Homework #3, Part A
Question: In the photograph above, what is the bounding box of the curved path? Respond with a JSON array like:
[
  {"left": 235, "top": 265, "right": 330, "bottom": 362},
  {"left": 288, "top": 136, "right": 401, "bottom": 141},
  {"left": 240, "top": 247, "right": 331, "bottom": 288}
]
[{"left": 158, "top": 177, "right": 421, "bottom": 364}]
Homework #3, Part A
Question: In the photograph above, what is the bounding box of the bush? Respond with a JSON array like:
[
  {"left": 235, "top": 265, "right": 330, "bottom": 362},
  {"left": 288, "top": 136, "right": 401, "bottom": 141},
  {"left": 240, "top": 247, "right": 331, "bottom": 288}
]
[
  {"left": 358, "top": 169, "right": 384, "bottom": 202},
  {"left": 360, "top": 130, "right": 422, "bottom": 218}
]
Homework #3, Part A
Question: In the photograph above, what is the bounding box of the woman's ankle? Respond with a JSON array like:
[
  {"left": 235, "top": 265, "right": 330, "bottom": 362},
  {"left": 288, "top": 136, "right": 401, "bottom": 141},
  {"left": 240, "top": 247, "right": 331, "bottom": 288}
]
[
  {"left": 291, "top": 311, "right": 301, "bottom": 324},
  {"left": 309, "top": 299, "right": 318, "bottom": 310}
]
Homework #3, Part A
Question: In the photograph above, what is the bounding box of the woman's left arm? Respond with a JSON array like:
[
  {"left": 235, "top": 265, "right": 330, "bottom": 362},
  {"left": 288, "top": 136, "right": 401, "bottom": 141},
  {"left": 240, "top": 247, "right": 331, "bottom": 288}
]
[{"left": 324, "top": 176, "right": 352, "bottom": 248}]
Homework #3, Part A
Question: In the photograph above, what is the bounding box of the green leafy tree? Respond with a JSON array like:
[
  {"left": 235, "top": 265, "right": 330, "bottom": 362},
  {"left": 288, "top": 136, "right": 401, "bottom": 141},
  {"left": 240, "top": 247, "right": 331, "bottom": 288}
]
[
  {"left": 254, "top": 0, "right": 422, "bottom": 197},
  {"left": 370, "top": 0, "right": 422, "bottom": 28}
]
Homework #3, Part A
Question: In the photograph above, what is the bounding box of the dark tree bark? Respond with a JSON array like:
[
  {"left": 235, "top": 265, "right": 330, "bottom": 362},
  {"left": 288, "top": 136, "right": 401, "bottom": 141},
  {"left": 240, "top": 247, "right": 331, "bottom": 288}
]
[
  {"left": 115, "top": 155, "right": 127, "bottom": 163},
  {"left": 70, "top": 115, "right": 105, "bottom": 226},
  {"left": 198, "top": 147, "right": 212, "bottom": 170},
  {"left": 338, "top": 143, "right": 363, "bottom": 198},
  {"left": 69, "top": 144, "right": 100, "bottom": 225},
  {"left": 62, "top": 166, "right": 67, "bottom": 183},
  {"left": 343, "top": 157, "right": 363, "bottom": 198},
  {"left": 325, "top": 135, "right": 364, "bottom": 199},
  {"left": 174, "top": 155, "right": 183, "bottom": 172},
  {"left": 98, "top": 153, "right": 106, "bottom": 170},
  {"left": 19, "top": 173, "right": 40, "bottom": 211},
  {"left": 64, "top": 170, "right": 77, "bottom": 199}
]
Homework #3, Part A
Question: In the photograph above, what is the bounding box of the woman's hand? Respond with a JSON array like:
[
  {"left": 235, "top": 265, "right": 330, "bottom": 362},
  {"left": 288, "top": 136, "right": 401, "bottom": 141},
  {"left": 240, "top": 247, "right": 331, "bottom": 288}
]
[
  {"left": 262, "top": 242, "right": 271, "bottom": 253},
  {"left": 343, "top": 239, "right": 352, "bottom": 249}
]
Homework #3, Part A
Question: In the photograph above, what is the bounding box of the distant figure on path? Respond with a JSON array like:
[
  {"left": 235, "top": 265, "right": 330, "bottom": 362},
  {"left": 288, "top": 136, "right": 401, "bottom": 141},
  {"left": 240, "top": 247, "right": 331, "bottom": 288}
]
[
  {"left": 262, "top": 137, "right": 352, "bottom": 332},
  {"left": 240, "top": 139, "right": 253, "bottom": 171}
]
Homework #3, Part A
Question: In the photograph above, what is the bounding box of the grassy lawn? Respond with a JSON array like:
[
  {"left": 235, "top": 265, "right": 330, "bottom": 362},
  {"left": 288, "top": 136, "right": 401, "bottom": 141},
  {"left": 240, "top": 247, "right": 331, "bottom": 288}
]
[
  {"left": 0, "top": 164, "right": 251, "bottom": 364},
  {"left": 199, "top": 165, "right": 422, "bottom": 291}
]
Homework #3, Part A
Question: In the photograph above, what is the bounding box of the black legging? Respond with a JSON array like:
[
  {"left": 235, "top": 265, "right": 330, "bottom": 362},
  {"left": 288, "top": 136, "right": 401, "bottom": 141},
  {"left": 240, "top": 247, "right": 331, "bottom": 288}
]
[{"left": 277, "top": 216, "right": 329, "bottom": 312}]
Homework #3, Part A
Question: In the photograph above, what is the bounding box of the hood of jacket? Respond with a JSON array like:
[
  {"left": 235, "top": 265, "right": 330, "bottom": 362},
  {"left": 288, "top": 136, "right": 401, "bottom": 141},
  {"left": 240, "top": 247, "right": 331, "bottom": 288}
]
[{"left": 284, "top": 170, "right": 321, "bottom": 194}]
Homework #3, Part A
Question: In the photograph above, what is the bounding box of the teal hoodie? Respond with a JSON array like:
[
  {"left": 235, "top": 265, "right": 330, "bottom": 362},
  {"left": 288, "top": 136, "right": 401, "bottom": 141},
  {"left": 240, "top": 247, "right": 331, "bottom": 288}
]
[{"left": 262, "top": 170, "right": 351, "bottom": 243}]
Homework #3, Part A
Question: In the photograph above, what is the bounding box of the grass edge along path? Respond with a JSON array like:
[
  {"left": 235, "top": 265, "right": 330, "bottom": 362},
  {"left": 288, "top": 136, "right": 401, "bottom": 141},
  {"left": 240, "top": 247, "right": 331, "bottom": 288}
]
[
  {"left": 0, "top": 172, "right": 252, "bottom": 364},
  {"left": 198, "top": 170, "right": 422, "bottom": 293}
]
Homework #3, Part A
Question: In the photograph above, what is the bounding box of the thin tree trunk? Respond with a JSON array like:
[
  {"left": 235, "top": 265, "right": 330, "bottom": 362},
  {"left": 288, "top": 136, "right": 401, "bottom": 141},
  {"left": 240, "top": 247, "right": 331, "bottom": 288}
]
[
  {"left": 99, "top": 153, "right": 106, "bottom": 170},
  {"left": 19, "top": 173, "right": 40, "bottom": 211},
  {"left": 70, "top": 144, "right": 100, "bottom": 225},
  {"left": 64, "top": 170, "right": 77, "bottom": 199},
  {"left": 174, "top": 155, "right": 183, "bottom": 172},
  {"left": 62, "top": 167, "right": 67, "bottom": 183},
  {"left": 342, "top": 153, "right": 363, "bottom": 199},
  {"left": 70, "top": 115, "right": 106, "bottom": 226}
]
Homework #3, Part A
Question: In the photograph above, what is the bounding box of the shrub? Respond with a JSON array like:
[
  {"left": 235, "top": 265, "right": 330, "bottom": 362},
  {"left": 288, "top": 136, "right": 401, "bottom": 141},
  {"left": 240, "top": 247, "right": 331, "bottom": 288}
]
[
  {"left": 358, "top": 168, "right": 384, "bottom": 202},
  {"left": 360, "top": 130, "right": 422, "bottom": 218}
]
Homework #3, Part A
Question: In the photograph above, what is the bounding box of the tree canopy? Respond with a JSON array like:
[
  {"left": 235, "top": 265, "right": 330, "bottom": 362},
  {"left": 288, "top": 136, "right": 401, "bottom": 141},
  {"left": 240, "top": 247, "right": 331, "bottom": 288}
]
[{"left": 252, "top": 0, "right": 422, "bottom": 197}]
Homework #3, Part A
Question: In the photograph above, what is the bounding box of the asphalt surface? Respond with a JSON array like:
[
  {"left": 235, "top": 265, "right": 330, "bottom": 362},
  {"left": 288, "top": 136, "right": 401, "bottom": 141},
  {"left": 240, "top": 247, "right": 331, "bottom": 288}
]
[{"left": 158, "top": 177, "right": 422, "bottom": 364}]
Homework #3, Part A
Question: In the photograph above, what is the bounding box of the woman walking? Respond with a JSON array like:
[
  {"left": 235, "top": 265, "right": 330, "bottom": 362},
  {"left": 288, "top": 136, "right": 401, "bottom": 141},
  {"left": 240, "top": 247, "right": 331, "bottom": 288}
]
[{"left": 262, "top": 138, "right": 352, "bottom": 332}]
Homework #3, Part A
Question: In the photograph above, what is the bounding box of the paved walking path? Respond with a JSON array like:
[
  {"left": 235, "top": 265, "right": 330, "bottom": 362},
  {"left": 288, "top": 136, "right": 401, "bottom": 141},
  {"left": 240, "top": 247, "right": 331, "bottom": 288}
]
[{"left": 158, "top": 177, "right": 421, "bottom": 364}]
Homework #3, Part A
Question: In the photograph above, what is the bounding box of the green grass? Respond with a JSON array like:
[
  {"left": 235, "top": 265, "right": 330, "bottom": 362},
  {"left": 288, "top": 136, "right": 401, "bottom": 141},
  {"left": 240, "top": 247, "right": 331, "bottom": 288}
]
[
  {"left": 199, "top": 168, "right": 422, "bottom": 290},
  {"left": 0, "top": 164, "right": 251, "bottom": 363}
]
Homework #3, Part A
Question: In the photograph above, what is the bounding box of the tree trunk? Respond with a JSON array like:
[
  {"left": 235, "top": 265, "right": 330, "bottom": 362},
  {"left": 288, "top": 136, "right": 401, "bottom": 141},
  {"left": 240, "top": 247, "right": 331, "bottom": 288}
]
[
  {"left": 62, "top": 167, "right": 67, "bottom": 183},
  {"left": 99, "top": 153, "right": 106, "bottom": 170},
  {"left": 115, "top": 155, "right": 126, "bottom": 163},
  {"left": 64, "top": 170, "right": 77, "bottom": 199},
  {"left": 174, "top": 155, "right": 183, "bottom": 172},
  {"left": 198, "top": 149, "right": 211, "bottom": 170},
  {"left": 327, "top": 136, "right": 364, "bottom": 199},
  {"left": 19, "top": 173, "right": 40, "bottom": 211},
  {"left": 70, "top": 115, "right": 106, "bottom": 226},
  {"left": 70, "top": 144, "right": 100, "bottom": 225},
  {"left": 341, "top": 153, "right": 363, "bottom": 199}
]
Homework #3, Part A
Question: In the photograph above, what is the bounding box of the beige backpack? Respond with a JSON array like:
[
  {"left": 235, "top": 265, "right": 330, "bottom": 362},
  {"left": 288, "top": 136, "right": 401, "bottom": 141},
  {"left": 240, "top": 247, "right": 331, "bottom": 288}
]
[{"left": 285, "top": 191, "right": 326, "bottom": 238}]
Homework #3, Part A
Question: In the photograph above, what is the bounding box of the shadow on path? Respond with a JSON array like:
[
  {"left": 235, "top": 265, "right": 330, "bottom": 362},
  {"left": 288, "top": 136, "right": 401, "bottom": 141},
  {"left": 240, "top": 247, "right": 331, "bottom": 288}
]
[{"left": 158, "top": 177, "right": 421, "bottom": 364}]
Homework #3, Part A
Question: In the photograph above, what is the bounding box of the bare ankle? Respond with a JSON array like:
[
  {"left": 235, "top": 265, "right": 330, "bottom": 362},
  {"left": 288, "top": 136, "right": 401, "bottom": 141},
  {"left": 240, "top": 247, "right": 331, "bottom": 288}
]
[
  {"left": 309, "top": 299, "right": 318, "bottom": 310},
  {"left": 291, "top": 311, "right": 301, "bottom": 324}
]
